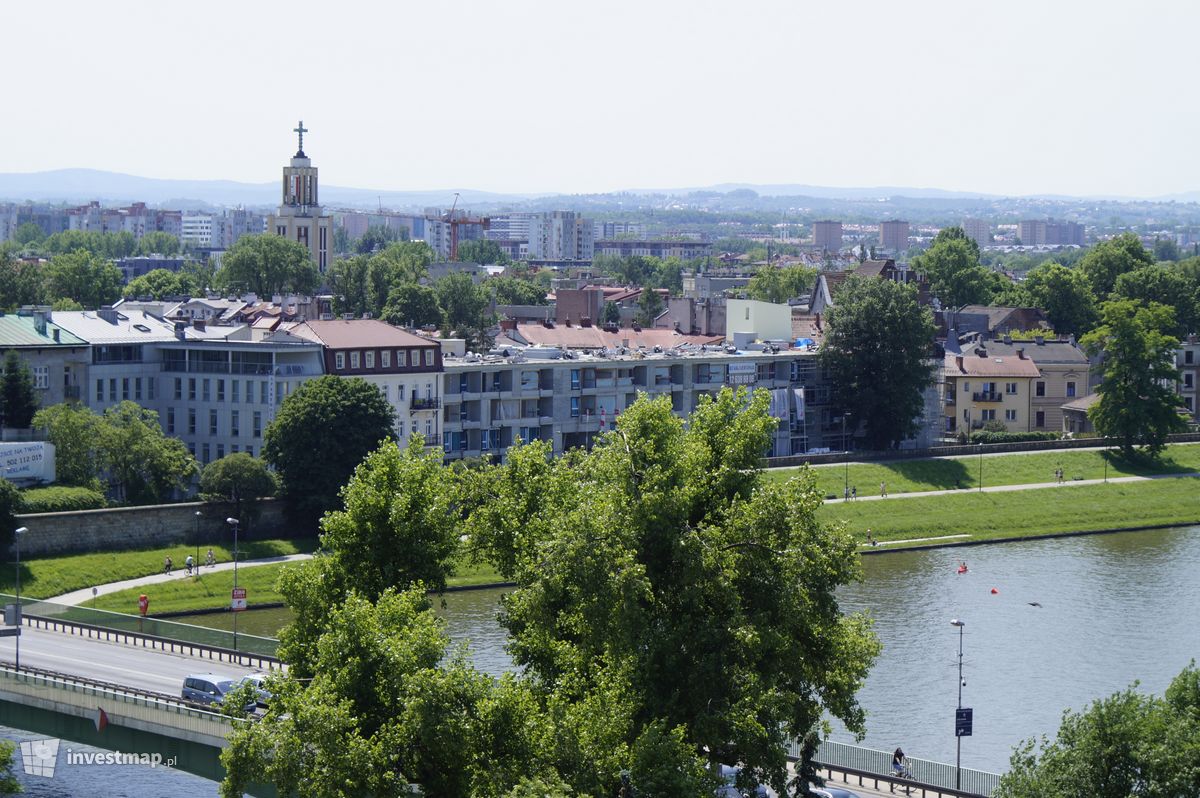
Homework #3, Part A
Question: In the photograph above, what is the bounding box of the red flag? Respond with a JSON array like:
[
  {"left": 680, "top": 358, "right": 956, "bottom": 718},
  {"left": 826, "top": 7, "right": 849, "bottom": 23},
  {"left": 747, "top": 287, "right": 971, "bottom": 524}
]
[{"left": 94, "top": 707, "right": 108, "bottom": 732}]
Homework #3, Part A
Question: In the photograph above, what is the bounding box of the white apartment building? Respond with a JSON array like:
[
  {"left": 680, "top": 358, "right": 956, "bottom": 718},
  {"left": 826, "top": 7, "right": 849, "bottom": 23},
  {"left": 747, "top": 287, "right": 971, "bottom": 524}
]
[{"left": 527, "top": 211, "right": 594, "bottom": 261}]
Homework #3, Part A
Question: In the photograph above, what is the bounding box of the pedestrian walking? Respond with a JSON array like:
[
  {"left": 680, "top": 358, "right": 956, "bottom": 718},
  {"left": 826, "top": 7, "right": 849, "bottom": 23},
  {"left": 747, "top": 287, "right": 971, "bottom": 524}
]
[
  {"left": 844, "top": 486, "right": 850, "bottom": 501},
  {"left": 851, "top": 485, "right": 857, "bottom": 500},
  {"left": 867, "top": 528, "right": 876, "bottom": 546},
  {"left": 881, "top": 481, "right": 888, "bottom": 497},
  {"left": 163, "top": 556, "right": 173, "bottom": 576}
]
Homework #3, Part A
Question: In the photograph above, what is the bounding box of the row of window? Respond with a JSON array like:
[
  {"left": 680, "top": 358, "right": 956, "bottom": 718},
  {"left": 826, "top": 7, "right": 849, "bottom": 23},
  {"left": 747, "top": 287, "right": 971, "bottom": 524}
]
[
  {"left": 190, "top": 442, "right": 255, "bottom": 465},
  {"left": 961, "top": 380, "right": 1078, "bottom": 398},
  {"left": 173, "top": 377, "right": 277, "bottom": 405},
  {"left": 167, "top": 407, "right": 264, "bottom": 439},
  {"left": 334, "top": 348, "right": 435, "bottom": 371},
  {"left": 97, "top": 377, "right": 158, "bottom": 403}
]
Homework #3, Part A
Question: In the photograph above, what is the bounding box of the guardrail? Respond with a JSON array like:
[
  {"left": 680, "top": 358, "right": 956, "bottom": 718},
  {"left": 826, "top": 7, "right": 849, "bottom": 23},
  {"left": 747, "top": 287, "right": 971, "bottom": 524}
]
[
  {"left": 790, "top": 739, "right": 1001, "bottom": 797},
  {"left": 1, "top": 594, "right": 281, "bottom": 670}
]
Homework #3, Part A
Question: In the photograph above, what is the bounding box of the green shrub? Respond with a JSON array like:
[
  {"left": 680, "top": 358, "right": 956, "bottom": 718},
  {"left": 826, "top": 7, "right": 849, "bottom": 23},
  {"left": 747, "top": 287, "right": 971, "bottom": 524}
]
[
  {"left": 21, "top": 486, "right": 107, "bottom": 513},
  {"left": 968, "top": 430, "right": 1061, "bottom": 445}
]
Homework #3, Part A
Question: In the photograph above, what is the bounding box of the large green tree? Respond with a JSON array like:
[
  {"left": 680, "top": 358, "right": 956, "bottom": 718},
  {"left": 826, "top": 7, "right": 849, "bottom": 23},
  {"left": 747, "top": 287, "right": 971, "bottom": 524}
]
[
  {"left": 1081, "top": 300, "right": 1186, "bottom": 456},
  {"left": 44, "top": 250, "right": 123, "bottom": 308},
  {"left": 122, "top": 267, "right": 200, "bottom": 299},
  {"left": 136, "top": 231, "right": 181, "bottom": 256},
  {"left": 0, "top": 479, "right": 21, "bottom": 561},
  {"left": 1078, "top": 232, "right": 1153, "bottom": 298},
  {"left": 0, "top": 250, "right": 45, "bottom": 308},
  {"left": 199, "top": 453, "right": 278, "bottom": 525},
  {"left": 101, "top": 401, "right": 198, "bottom": 504},
  {"left": 821, "top": 276, "right": 937, "bottom": 449},
  {"left": 1020, "top": 262, "right": 1099, "bottom": 336},
  {"left": 328, "top": 254, "right": 372, "bottom": 318},
  {"left": 1, "top": 350, "right": 39, "bottom": 428},
  {"left": 469, "top": 390, "right": 879, "bottom": 796},
  {"left": 746, "top": 264, "right": 817, "bottom": 304},
  {"left": 996, "top": 663, "right": 1200, "bottom": 798},
  {"left": 381, "top": 282, "right": 442, "bottom": 328},
  {"left": 33, "top": 402, "right": 106, "bottom": 488},
  {"left": 457, "top": 238, "right": 510, "bottom": 265},
  {"left": 214, "top": 234, "right": 319, "bottom": 297},
  {"left": 488, "top": 276, "right": 548, "bottom": 306},
  {"left": 1111, "top": 263, "right": 1200, "bottom": 337},
  {"left": 913, "top": 227, "right": 996, "bottom": 308},
  {"left": 12, "top": 222, "right": 44, "bottom": 247},
  {"left": 263, "top": 375, "right": 396, "bottom": 527}
]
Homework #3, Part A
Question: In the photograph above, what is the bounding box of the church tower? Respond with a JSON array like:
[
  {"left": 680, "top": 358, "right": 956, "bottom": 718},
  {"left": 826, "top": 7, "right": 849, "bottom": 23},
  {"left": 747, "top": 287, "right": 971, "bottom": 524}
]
[{"left": 267, "top": 121, "right": 332, "bottom": 273}]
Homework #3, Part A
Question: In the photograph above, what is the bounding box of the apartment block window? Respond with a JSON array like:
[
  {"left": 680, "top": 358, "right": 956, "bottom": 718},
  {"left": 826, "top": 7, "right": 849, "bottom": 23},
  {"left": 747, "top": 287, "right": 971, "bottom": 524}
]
[
  {"left": 134, "top": 377, "right": 142, "bottom": 401},
  {"left": 981, "top": 409, "right": 996, "bottom": 421},
  {"left": 260, "top": 382, "right": 268, "bottom": 404},
  {"left": 231, "top": 444, "right": 239, "bottom": 454},
  {"left": 570, "top": 396, "right": 580, "bottom": 417},
  {"left": 382, "top": 384, "right": 389, "bottom": 402},
  {"left": 209, "top": 409, "right": 218, "bottom": 435},
  {"left": 1035, "top": 411, "right": 1045, "bottom": 427},
  {"left": 411, "top": 419, "right": 418, "bottom": 436},
  {"left": 231, "top": 410, "right": 240, "bottom": 437},
  {"left": 1035, "top": 381, "right": 1046, "bottom": 397},
  {"left": 122, "top": 378, "right": 130, "bottom": 400},
  {"left": 215, "top": 443, "right": 224, "bottom": 459},
  {"left": 174, "top": 378, "right": 182, "bottom": 401},
  {"left": 253, "top": 411, "right": 262, "bottom": 438},
  {"left": 188, "top": 378, "right": 196, "bottom": 401},
  {"left": 188, "top": 409, "right": 196, "bottom": 435},
  {"left": 961, "top": 381, "right": 969, "bottom": 393},
  {"left": 1187, "top": 350, "right": 1195, "bottom": 365},
  {"left": 1066, "top": 381, "right": 1077, "bottom": 398},
  {"left": 1005, "top": 409, "right": 1017, "bottom": 421},
  {"left": 1185, "top": 373, "right": 1195, "bottom": 390},
  {"left": 202, "top": 379, "right": 211, "bottom": 402},
  {"left": 571, "top": 369, "right": 581, "bottom": 390},
  {"left": 424, "top": 349, "right": 434, "bottom": 366},
  {"left": 350, "top": 351, "right": 360, "bottom": 369},
  {"left": 148, "top": 378, "right": 155, "bottom": 401},
  {"left": 217, "top": 379, "right": 225, "bottom": 402},
  {"left": 425, "top": 419, "right": 432, "bottom": 437},
  {"left": 398, "top": 384, "right": 406, "bottom": 401},
  {"left": 365, "top": 351, "right": 375, "bottom": 369},
  {"left": 1005, "top": 382, "right": 1018, "bottom": 395},
  {"left": 425, "top": 383, "right": 432, "bottom": 399},
  {"left": 201, "top": 443, "right": 210, "bottom": 464},
  {"left": 96, "top": 379, "right": 104, "bottom": 402},
  {"left": 336, "top": 352, "right": 345, "bottom": 370},
  {"left": 187, "top": 443, "right": 195, "bottom": 457},
  {"left": 166, "top": 407, "right": 175, "bottom": 434},
  {"left": 399, "top": 350, "right": 409, "bottom": 368},
  {"left": 381, "top": 350, "right": 391, "bottom": 368},
  {"left": 32, "top": 366, "right": 48, "bottom": 390},
  {"left": 232, "top": 380, "right": 240, "bottom": 403}
]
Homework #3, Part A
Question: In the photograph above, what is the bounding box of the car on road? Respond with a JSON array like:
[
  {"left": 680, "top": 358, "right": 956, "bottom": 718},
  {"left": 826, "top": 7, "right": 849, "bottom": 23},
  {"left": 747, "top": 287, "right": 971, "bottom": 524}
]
[
  {"left": 715, "top": 764, "right": 770, "bottom": 797},
  {"left": 181, "top": 673, "right": 256, "bottom": 712},
  {"left": 238, "top": 673, "right": 273, "bottom": 708},
  {"left": 812, "top": 787, "right": 861, "bottom": 798}
]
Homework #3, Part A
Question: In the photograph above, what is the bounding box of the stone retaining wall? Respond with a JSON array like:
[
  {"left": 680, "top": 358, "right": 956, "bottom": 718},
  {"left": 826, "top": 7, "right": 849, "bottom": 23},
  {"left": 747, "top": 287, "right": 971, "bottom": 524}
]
[{"left": 13, "top": 500, "right": 287, "bottom": 557}]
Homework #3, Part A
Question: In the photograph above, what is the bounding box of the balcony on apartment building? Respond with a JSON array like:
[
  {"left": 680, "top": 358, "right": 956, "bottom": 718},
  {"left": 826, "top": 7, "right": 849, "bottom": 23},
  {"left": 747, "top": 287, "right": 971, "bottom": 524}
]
[
  {"left": 972, "top": 391, "right": 1003, "bottom": 402},
  {"left": 411, "top": 397, "right": 441, "bottom": 411}
]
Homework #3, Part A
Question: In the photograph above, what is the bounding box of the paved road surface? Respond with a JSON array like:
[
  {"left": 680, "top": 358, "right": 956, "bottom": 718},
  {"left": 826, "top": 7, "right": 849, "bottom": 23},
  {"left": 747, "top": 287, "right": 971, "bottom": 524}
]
[
  {"left": 0, "top": 624, "right": 262, "bottom": 696},
  {"left": 825, "top": 471, "right": 1200, "bottom": 504}
]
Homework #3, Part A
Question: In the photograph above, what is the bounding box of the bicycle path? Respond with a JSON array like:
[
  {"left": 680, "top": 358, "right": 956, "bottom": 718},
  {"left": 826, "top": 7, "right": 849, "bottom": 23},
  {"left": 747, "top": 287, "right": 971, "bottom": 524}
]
[
  {"left": 825, "top": 470, "right": 1200, "bottom": 504},
  {"left": 45, "top": 553, "right": 314, "bottom": 606}
]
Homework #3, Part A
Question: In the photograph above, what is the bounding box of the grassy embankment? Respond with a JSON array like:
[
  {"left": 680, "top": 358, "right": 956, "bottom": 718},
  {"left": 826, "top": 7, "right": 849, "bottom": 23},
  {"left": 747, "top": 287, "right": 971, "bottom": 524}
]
[
  {"left": 91, "top": 554, "right": 504, "bottom": 614},
  {"left": 0, "top": 538, "right": 317, "bottom": 600},
  {"left": 763, "top": 443, "right": 1200, "bottom": 498}
]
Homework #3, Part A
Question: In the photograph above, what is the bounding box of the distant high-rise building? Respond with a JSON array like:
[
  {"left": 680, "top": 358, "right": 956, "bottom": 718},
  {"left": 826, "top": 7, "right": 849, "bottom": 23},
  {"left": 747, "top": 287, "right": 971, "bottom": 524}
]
[
  {"left": 879, "top": 219, "right": 910, "bottom": 253},
  {"left": 266, "top": 121, "right": 333, "bottom": 272},
  {"left": 962, "top": 218, "right": 990, "bottom": 248},
  {"left": 595, "top": 221, "right": 646, "bottom": 240},
  {"left": 528, "top": 211, "right": 594, "bottom": 261},
  {"left": 812, "top": 220, "right": 843, "bottom": 253},
  {"left": 1018, "top": 219, "right": 1083, "bottom": 246}
]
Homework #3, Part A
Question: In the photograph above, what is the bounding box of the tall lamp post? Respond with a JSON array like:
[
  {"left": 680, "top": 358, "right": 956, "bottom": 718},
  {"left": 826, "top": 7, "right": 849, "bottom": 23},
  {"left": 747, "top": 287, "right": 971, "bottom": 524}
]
[
  {"left": 842, "top": 414, "right": 850, "bottom": 497},
  {"left": 226, "top": 517, "right": 239, "bottom": 651},
  {"left": 13, "top": 527, "right": 27, "bottom": 671},
  {"left": 951, "top": 618, "right": 968, "bottom": 790},
  {"left": 194, "top": 511, "right": 202, "bottom": 581}
]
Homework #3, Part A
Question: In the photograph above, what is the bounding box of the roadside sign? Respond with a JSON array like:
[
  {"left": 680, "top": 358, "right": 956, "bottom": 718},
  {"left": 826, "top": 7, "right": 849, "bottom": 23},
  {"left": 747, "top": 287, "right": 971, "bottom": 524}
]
[
  {"left": 0, "top": 628, "right": 19, "bottom": 638},
  {"left": 231, "top": 587, "right": 248, "bottom": 612},
  {"left": 3, "top": 603, "right": 19, "bottom": 626},
  {"left": 956, "top": 707, "right": 973, "bottom": 737}
]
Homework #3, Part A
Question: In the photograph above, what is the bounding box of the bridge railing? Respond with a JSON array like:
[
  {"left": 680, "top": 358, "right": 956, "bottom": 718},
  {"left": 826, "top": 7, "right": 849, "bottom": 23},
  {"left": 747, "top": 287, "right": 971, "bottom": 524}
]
[
  {"left": 1, "top": 593, "right": 281, "bottom": 670},
  {"left": 789, "top": 738, "right": 1001, "bottom": 797}
]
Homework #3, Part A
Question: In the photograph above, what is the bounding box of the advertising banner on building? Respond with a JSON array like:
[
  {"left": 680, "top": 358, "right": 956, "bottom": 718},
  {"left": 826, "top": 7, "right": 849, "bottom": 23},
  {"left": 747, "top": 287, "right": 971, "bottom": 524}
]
[{"left": 0, "top": 442, "right": 56, "bottom": 482}]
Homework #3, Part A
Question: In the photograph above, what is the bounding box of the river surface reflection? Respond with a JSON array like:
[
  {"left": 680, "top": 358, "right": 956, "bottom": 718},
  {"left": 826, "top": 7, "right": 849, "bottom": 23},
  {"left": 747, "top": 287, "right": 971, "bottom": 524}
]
[{"left": 438, "top": 525, "right": 1200, "bottom": 773}]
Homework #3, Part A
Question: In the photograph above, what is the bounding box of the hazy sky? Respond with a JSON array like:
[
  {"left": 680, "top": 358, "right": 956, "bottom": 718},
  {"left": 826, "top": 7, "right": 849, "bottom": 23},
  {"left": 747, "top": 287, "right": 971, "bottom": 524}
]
[{"left": 4, "top": 0, "right": 1196, "bottom": 198}]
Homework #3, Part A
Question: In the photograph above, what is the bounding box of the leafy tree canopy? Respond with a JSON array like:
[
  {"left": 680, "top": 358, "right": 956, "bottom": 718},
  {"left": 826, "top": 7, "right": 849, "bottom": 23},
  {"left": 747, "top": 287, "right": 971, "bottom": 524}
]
[
  {"left": 1, "top": 350, "right": 38, "bottom": 428},
  {"left": 1081, "top": 299, "right": 1186, "bottom": 456},
  {"left": 1078, "top": 233, "right": 1153, "bottom": 298},
  {"left": 12, "top": 222, "right": 45, "bottom": 246},
  {"left": 1020, "top": 262, "right": 1099, "bottom": 337},
  {"left": 821, "top": 276, "right": 937, "bottom": 449},
  {"left": 0, "top": 251, "right": 46, "bottom": 309},
  {"left": 214, "top": 234, "right": 318, "bottom": 297},
  {"left": 746, "top": 264, "right": 817, "bottom": 304},
  {"left": 199, "top": 452, "right": 278, "bottom": 523},
  {"left": 42, "top": 230, "right": 137, "bottom": 259},
  {"left": 1111, "top": 263, "right": 1199, "bottom": 338},
  {"left": 44, "top": 250, "right": 123, "bottom": 308},
  {"left": 136, "top": 231, "right": 181, "bottom": 256},
  {"left": 913, "top": 227, "right": 997, "bottom": 308},
  {"left": 457, "top": 238, "right": 510, "bottom": 266},
  {"left": 435, "top": 273, "right": 492, "bottom": 336},
  {"left": 996, "top": 663, "right": 1200, "bottom": 798},
  {"left": 488, "top": 275, "right": 548, "bottom": 306},
  {"left": 263, "top": 375, "right": 396, "bottom": 527},
  {"left": 33, "top": 402, "right": 106, "bottom": 489},
  {"left": 101, "top": 401, "right": 198, "bottom": 504},
  {"left": 381, "top": 282, "right": 442, "bottom": 329},
  {"left": 123, "top": 267, "right": 201, "bottom": 300}
]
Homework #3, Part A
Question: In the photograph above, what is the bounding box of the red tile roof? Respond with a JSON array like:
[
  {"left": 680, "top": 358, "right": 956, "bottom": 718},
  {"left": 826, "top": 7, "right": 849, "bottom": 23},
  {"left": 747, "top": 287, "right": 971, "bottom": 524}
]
[
  {"left": 289, "top": 319, "right": 433, "bottom": 349},
  {"left": 943, "top": 352, "right": 1041, "bottom": 378}
]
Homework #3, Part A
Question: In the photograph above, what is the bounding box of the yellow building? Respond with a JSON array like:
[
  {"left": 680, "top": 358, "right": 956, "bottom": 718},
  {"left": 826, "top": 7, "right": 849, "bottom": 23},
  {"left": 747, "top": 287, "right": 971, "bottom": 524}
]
[{"left": 943, "top": 348, "right": 1041, "bottom": 436}]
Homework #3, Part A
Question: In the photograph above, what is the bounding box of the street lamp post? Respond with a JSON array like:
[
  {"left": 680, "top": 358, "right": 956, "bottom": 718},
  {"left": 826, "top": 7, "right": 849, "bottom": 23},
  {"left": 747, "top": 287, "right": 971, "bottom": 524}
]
[
  {"left": 977, "top": 444, "right": 984, "bottom": 491},
  {"left": 951, "top": 618, "right": 966, "bottom": 790},
  {"left": 842, "top": 415, "right": 850, "bottom": 498},
  {"left": 13, "top": 527, "right": 28, "bottom": 671},
  {"left": 226, "top": 517, "right": 239, "bottom": 651},
  {"left": 194, "top": 511, "right": 202, "bottom": 581}
]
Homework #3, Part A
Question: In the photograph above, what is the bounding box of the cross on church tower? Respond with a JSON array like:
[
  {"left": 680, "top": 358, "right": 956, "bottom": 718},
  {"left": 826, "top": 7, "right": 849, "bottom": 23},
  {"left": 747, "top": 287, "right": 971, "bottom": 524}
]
[{"left": 293, "top": 120, "right": 308, "bottom": 156}]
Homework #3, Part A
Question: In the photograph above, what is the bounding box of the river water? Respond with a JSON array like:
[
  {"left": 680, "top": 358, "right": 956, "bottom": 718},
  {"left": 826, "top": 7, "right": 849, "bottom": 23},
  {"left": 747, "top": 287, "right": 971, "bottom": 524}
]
[
  {"left": 4, "top": 525, "right": 1197, "bottom": 793},
  {"left": 436, "top": 525, "right": 1200, "bottom": 774}
]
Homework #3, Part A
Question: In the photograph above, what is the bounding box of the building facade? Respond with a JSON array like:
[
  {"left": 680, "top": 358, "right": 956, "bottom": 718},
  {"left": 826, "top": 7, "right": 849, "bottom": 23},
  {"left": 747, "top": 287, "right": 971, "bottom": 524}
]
[
  {"left": 942, "top": 348, "right": 1041, "bottom": 436},
  {"left": 812, "top": 220, "right": 843, "bottom": 253},
  {"left": 528, "top": 211, "right": 594, "bottom": 261},
  {"left": 962, "top": 218, "right": 990, "bottom": 248},
  {"left": 1017, "top": 219, "right": 1084, "bottom": 246},
  {"left": 879, "top": 220, "right": 910, "bottom": 253}
]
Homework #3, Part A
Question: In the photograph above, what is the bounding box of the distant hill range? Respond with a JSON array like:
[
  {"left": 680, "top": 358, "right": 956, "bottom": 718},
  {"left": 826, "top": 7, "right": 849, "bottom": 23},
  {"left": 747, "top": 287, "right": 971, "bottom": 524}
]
[{"left": 0, "top": 168, "right": 1196, "bottom": 209}]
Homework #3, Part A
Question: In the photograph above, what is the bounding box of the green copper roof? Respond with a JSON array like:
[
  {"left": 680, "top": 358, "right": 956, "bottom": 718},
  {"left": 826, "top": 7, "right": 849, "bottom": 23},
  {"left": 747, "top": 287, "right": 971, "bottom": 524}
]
[{"left": 0, "top": 314, "right": 87, "bottom": 348}]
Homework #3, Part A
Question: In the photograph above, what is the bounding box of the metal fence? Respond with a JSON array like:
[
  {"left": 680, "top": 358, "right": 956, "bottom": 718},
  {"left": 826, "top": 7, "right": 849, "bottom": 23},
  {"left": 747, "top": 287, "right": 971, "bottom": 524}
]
[
  {"left": 789, "top": 738, "right": 1002, "bottom": 797},
  {"left": 1, "top": 593, "right": 280, "bottom": 663}
]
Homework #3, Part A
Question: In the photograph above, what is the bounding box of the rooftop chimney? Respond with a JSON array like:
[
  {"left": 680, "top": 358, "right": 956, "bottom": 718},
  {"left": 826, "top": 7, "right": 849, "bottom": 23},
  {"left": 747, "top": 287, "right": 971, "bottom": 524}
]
[
  {"left": 1035, "top": 335, "right": 1045, "bottom": 345},
  {"left": 1017, "top": 347, "right": 1025, "bottom": 359},
  {"left": 955, "top": 355, "right": 964, "bottom": 372}
]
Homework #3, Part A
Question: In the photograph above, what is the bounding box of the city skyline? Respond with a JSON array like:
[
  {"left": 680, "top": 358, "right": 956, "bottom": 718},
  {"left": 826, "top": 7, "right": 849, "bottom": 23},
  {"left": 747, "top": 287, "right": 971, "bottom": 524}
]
[{"left": 3, "top": 0, "right": 1198, "bottom": 199}]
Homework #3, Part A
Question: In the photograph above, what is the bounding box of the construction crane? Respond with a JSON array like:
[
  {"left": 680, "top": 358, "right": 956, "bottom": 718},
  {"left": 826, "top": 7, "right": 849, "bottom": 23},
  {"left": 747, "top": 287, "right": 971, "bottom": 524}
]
[{"left": 442, "top": 192, "right": 490, "bottom": 261}]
